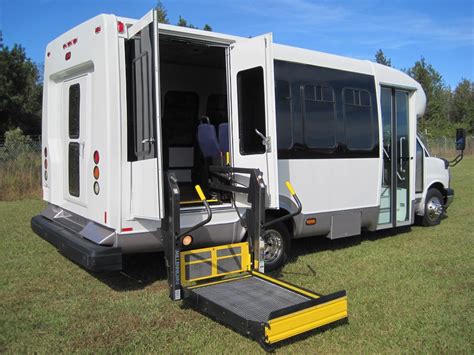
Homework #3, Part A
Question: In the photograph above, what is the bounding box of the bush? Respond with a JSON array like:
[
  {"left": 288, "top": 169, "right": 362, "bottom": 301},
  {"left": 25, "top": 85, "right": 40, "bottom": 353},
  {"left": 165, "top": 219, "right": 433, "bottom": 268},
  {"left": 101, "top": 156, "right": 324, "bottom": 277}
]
[{"left": 0, "top": 128, "right": 41, "bottom": 200}]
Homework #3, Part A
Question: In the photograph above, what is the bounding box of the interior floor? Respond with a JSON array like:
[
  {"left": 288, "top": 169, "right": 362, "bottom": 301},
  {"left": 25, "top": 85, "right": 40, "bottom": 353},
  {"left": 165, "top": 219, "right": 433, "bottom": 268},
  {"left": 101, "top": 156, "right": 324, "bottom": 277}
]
[{"left": 159, "top": 36, "right": 229, "bottom": 204}]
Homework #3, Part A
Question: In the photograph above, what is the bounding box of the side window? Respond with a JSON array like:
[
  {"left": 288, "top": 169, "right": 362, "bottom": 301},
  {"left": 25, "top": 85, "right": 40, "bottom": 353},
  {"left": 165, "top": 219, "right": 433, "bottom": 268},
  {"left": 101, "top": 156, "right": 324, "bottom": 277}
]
[
  {"left": 237, "top": 67, "right": 266, "bottom": 155},
  {"left": 275, "top": 80, "right": 293, "bottom": 150},
  {"left": 302, "top": 83, "right": 336, "bottom": 149},
  {"left": 69, "top": 84, "right": 80, "bottom": 139},
  {"left": 343, "top": 88, "right": 374, "bottom": 151},
  {"left": 68, "top": 142, "right": 80, "bottom": 197},
  {"left": 125, "top": 24, "right": 156, "bottom": 161}
]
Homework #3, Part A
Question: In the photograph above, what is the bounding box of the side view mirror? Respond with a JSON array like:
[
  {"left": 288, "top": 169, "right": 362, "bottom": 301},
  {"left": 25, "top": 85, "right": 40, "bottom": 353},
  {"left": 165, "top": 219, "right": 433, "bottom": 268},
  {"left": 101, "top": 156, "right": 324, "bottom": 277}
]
[{"left": 455, "top": 128, "right": 466, "bottom": 151}]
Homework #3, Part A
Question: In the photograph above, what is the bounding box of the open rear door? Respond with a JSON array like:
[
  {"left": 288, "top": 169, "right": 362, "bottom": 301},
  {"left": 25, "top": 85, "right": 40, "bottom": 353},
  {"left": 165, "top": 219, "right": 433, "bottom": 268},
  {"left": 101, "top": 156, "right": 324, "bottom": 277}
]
[
  {"left": 229, "top": 34, "right": 279, "bottom": 208},
  {"left": 126, "top": 10, "right": 164, "bottom": 219}
]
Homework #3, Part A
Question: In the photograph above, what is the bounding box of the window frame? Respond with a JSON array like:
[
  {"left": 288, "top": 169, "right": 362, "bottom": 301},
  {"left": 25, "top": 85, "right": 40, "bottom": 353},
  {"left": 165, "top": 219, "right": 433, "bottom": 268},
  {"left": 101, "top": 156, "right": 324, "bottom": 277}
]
[
  {"left": 342, "top": 87, "right": 375, "bottom": 151},
  {"left": 301, "top": 82, "right": 337, "bottom": 150},
  {"left": 275, "top": 79, "right": 294, "bottom": 151}
]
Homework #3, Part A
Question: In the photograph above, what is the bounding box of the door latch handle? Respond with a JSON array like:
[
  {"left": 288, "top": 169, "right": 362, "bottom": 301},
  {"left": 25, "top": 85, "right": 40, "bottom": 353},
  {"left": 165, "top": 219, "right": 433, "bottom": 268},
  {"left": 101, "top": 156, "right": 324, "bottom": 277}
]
[
  {"left": 255, "top": 129, "right": 271, "bottom": 153},
  {"left": 141, "top": 137, "right": 156, "bottom": 144}
]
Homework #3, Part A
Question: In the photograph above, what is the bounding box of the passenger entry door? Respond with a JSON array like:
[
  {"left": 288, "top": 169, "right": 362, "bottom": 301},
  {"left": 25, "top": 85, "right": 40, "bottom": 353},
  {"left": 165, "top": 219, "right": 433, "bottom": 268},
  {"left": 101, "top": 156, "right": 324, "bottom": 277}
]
[
  {"left": 126, "top": 10, "right": 164, "bottom": 219},
  {"left": 229, "top": 34, "right": 279, "bottom": 208}
]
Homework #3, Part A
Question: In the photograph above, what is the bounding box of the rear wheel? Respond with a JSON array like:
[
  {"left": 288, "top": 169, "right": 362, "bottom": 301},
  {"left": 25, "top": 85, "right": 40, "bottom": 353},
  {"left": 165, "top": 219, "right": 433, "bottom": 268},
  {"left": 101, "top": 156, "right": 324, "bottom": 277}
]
[
  {"left": 420, "top": 188, "right": 445, "bottom": 226},
  {"left": 263, "top": 221, "right": 290, "bottom": 272}
]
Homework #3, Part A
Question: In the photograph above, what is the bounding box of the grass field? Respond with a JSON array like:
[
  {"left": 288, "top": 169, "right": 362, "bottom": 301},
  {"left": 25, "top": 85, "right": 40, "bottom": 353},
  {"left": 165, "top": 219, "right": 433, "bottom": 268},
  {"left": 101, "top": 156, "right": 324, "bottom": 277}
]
[{"left": 1, "top": 158, "right": 473, "bottom": 353}]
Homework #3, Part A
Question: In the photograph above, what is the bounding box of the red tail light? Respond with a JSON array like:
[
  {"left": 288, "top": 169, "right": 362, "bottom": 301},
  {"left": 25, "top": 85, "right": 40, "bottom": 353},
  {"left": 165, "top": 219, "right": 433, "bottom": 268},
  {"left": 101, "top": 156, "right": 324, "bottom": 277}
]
[{"left": 93, "top": 150, "right": 100, "bottom": 164}]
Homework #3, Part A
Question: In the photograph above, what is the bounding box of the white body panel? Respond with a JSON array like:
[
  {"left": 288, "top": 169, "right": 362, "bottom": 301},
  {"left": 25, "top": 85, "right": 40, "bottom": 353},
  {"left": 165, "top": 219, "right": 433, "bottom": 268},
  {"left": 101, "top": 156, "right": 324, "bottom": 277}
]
[{"left": 40, "top": 12, "right": 452, "bottom": 253}]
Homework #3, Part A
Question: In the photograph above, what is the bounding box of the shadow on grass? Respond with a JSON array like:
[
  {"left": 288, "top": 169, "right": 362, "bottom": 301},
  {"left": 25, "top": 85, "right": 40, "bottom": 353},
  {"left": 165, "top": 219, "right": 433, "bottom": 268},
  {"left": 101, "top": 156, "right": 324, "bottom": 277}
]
[
  {"left": 91, "top": 226, "right": 415, "bottom": 291},
  {"left": 91, "top": 252, "right": 168, "bottom": 291},
  {"left": 274, "top": 226, "right": 413, "bottom": 278}
]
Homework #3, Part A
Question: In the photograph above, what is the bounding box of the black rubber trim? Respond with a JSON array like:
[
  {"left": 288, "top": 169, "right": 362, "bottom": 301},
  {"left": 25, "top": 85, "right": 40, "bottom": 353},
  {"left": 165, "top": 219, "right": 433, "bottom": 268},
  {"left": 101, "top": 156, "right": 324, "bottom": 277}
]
[
  {"left": 31, "top": 215, "right": 122, "bottom": 272},
  {"left": 268, "top": 290, "right": 347, "bottom": 320},
  {"left": 446, "top": 188, "right": 454, "bottom": 197}
]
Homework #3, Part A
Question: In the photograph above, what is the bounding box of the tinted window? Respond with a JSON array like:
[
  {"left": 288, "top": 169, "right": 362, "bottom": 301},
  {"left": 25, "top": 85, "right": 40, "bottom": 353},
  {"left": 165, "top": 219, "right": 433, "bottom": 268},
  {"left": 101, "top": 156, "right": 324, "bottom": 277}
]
[
  {"left": 303, "top": 84, "right": 336, "bottom": 149},
  {"left": 125, "top": 23, "right": 156, "bottom": 161},
  {"left": 343, "top": 88, "right": 374, "bottom": 150},
  {"left": 69, "top": 84, "right": 80, "bottom": 139},
  {"left": 274, "top": 60, "right": 379, "bottom": 159},
  {"left": 69, "top": 142, "right": 80, "bottom": 197},
  {"left": 237, "top": 67, "right": 266, "bottom": 155},
  {"left": 275, "top": 80, "right": 292, "bottom": 150}
]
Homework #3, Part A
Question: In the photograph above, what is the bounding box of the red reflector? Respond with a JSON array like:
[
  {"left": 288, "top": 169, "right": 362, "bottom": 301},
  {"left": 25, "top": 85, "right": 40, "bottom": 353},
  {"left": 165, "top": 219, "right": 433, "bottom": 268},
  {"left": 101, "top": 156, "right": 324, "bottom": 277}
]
[
  {"left": 117, "top": 21, "right": 125, "bottom": 33},
  {"left": 93, "top": 150, "right": 100, "bottom": 164},
  {"left": 65, "top": 52, "right": 71, "bottom": 60},
  {"left": 95, "top": 26, "right": 101, "bottom": 34},
  {"left": 104, "top": 211, "right": 107, "bottom": 224},
  {"left": 122, "top": 227, "right": 133, "bottom": 232}
]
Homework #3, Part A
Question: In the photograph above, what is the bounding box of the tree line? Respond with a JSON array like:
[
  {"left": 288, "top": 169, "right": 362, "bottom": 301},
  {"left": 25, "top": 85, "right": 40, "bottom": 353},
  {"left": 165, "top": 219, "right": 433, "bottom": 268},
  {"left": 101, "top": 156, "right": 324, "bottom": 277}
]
[
  {"left": 0, "top": 4, "right": 472, "bottom": 139},
  {"left": 375, "top": 50, "right": 473, "bottom": 137}
]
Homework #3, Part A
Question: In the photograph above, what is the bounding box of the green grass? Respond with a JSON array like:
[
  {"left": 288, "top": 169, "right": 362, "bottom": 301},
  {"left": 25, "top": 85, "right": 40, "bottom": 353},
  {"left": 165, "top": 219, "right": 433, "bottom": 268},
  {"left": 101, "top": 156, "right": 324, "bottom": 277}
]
[{"left": 1, "top": 158, "right": 473, "bottom": 353}]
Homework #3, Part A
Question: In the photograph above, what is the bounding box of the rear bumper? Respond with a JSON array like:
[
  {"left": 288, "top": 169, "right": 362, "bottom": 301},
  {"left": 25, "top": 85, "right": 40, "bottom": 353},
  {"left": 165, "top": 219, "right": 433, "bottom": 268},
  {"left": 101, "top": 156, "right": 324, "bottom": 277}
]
[
  {"left": 445, "top": 188, "right": 454, "bottom": 208},
  {"left": 31, "top": 215, "right": 122, "bottom": 271}
]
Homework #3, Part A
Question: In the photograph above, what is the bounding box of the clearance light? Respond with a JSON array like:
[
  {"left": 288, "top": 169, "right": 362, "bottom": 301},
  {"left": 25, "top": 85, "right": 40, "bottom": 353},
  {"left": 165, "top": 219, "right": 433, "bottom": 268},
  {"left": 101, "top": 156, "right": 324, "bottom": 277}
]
[
  {"left": 306, "top": 218, "right": 317, "bottom": 225},
  {"left": 95, "top": 26, "right": 101, "bottom": 34},
  {"left": 44, "top": 147, "right": 47, "bottom": 157},
  {"left": 44, "top": 170, "right": 48, "bottom": 181},
  {"left": 44, "top": 159, "right": 48, "bottom": 169},
  {"left": 47, "top": 52, "right": 51, "bottom": 57},
  {"left": 93, "top": 166, "right": 100, "bottom": 180},
  {"left": 65, "top": 52, "right": 71, "bottom": 61},
  {"left": 93, "top": 150, "right": 100, "bottom": 164},
  {"left": 93, "top": 181, "right": 100, "bottom": 195},
  {"left": 182, "top": 235, "right": 193, "bottom": 246},
  {"left": 117, "top": 21, "right": 125, "bottom": 33}
]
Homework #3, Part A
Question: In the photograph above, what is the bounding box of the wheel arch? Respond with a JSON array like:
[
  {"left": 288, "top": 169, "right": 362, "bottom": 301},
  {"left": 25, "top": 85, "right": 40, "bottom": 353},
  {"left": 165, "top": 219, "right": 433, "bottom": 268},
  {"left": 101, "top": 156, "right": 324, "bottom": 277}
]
[{"left": 426, "top": 181, "right": 448, "bottom": 205}]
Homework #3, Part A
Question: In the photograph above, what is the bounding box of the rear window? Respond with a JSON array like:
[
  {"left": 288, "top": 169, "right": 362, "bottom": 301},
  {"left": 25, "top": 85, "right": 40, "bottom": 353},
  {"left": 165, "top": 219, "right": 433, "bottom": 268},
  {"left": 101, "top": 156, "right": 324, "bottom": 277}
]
[{"left": 69, "top": 84, "right": 80, "bottom": 139}]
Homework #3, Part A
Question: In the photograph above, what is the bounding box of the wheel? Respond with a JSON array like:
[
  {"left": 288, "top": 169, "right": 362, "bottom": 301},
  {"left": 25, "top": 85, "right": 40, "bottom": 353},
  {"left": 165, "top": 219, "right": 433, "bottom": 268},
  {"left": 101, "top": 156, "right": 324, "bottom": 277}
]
[
  {"left": 262, "top": 221, "right": 290, "bottom": 272},
  {"left": 420, "top": 188, "right": 445, "bottom": 226}
]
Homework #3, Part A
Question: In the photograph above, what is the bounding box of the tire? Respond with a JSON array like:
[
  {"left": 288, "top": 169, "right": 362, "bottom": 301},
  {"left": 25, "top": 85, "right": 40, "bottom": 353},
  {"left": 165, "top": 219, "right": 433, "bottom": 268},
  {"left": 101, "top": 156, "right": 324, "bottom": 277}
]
[
  {"left": 420, "top": 188, "right": 445, "bottom": 226},
  {"left": 262, "top": 221, "right": 290, "bottom": 272}
]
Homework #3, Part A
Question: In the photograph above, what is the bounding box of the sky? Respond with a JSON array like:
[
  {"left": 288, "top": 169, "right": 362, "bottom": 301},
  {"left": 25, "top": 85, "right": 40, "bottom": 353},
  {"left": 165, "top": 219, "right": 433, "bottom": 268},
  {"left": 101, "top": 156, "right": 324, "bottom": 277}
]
[{"left": 1, "top": 0, "right": 473, "bottom": 88}]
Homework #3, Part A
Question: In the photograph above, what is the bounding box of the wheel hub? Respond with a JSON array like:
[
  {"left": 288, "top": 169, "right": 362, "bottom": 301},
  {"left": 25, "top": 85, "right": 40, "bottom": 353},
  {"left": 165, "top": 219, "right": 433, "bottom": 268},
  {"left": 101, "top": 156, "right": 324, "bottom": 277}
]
[
  {"left": 263, "top": 230, "right": 283, "bottom": 264},
  {"left": 427, "top": 196, "right": 443, "bottom": 221}
]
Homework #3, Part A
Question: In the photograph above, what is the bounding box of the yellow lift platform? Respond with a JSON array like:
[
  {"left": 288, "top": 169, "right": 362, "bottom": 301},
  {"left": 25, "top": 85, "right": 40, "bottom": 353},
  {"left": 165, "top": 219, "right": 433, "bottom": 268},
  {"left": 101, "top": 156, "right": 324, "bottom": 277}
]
[{"left": 162, "top": 167, "right": 347, "bottom": 350}]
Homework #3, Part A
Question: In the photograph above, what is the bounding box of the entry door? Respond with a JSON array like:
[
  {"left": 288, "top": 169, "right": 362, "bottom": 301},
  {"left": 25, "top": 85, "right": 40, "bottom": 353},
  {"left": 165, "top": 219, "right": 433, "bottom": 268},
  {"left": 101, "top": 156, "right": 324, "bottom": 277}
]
[
  {"left": 229, "top": 34, "right": 279, "bottom": 208},
  {"left": 127, "top": 10, "right": 164, "bottom": 219},
  {"left": 64, "top": 75, "right": 89, "bottom": 206},
  {"left": 378, "top": 87, "right": 411, "bottom": 227}
]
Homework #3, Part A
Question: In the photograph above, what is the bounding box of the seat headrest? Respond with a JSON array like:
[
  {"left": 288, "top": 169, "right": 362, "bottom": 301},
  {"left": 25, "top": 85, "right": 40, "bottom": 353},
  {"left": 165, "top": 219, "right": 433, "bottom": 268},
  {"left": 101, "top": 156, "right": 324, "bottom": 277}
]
[
  {"left": 197, "top": 123, "right": 221, "bottom": 158},
  {"left": 218, "top": 123, "right": 229, "bottom": 153}
]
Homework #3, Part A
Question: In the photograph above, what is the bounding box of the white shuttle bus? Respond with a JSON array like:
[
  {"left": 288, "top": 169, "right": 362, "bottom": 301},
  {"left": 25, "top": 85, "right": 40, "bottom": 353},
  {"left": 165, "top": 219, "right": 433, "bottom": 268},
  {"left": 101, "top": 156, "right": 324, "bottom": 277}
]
[{"left": 33, "top": 10, "right": 458, "bottom": 274}]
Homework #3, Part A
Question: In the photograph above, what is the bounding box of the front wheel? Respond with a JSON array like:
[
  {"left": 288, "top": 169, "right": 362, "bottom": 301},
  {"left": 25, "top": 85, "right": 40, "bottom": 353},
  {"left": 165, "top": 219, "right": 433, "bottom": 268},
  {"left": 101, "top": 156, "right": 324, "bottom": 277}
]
[
  {"left": 420, "top": 188, "right": 445, "bottom": 226},
  {"left": 262, "top": 221, "right": 290, "bottom": 272}
]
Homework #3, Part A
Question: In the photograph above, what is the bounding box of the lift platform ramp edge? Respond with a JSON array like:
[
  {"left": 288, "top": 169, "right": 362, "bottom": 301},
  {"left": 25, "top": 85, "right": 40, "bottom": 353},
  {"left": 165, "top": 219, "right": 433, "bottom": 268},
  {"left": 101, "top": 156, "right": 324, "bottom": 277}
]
[{"left": 162, "top": 168, "right": 348, "bottom": 349}]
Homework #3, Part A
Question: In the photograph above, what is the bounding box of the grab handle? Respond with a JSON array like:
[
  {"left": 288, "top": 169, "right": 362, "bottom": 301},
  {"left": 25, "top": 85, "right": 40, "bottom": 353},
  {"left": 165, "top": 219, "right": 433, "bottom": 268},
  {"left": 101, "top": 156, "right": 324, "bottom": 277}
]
[
  {"left": 177, "top": 185, "right": 213, "bottom": 238},
  {"left": 263, "top": 181, "right": 302, "bottom": 228}
]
